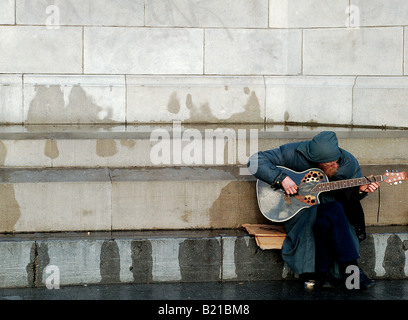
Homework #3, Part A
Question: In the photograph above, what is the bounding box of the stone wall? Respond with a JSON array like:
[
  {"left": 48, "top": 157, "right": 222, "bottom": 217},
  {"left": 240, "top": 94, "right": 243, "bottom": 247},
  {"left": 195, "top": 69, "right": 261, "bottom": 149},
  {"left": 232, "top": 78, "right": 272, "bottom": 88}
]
[{"left": 0, "top": 0, "right": 408, "bottom": 127}]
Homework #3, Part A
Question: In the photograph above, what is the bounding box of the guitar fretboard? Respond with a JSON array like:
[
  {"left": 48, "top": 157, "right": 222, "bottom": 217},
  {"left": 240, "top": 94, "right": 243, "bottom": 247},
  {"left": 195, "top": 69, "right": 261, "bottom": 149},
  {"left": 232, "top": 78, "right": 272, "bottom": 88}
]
[{"left": 311, "top": 175, "right": 384, "bottom": 193}]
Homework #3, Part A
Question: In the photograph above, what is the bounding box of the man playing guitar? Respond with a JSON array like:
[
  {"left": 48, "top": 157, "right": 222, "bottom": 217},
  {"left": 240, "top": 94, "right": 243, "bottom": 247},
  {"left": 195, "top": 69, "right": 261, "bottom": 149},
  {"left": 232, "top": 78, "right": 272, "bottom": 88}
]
[{"left": 248, "top": 131, "right": 380, "bottom": 289}]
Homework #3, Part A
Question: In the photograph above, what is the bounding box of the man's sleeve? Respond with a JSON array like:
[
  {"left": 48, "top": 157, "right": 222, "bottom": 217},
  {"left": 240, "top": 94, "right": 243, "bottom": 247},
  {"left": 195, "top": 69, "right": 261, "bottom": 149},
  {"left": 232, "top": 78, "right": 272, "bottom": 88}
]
[{"left": 247, "top": 147, "right": 288, "bottom": 187}]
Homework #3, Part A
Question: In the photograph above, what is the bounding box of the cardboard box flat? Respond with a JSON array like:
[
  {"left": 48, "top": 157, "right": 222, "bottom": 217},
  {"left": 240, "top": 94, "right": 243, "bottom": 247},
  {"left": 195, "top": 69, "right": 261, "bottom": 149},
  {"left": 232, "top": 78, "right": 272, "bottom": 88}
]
[{"left": 243, "top": 224, "right": 286, "bottom": 250}]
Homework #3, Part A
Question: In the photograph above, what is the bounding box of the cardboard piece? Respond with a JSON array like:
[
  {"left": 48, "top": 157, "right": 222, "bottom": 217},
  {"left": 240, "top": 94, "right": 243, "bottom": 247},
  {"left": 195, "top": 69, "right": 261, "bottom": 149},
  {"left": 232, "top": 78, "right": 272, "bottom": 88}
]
[{"left": 242, "top": 224, "right": 286, "bottom": 250}]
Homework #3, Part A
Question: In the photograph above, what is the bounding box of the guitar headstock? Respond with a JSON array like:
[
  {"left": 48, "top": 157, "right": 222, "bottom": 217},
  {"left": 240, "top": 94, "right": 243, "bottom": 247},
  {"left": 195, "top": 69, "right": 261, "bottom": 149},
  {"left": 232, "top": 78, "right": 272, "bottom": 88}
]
[{"left": 383, "top": 170, "right": 407, "bottom": 185}]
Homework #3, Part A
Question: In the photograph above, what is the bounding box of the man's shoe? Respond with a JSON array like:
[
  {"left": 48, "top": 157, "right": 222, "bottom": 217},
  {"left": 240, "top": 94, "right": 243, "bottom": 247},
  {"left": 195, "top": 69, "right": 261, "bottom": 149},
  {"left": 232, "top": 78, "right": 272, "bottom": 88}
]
[
  {"left": 359, "top": 268, "right": 376, "bottom": 289},
  {"left": 305, "top": 273, "right": 336, "bottom": 289}
]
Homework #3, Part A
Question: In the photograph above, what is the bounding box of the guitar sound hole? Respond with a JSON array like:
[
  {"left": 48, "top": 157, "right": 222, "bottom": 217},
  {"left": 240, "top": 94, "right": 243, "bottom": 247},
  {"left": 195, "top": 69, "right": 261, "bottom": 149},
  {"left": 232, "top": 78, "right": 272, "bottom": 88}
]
[
  {"left": 303, "top": 195, "right": 316, "bottom": 205},
  {"left": 302, "top": 171, "right": 325, "bottom": 183}
]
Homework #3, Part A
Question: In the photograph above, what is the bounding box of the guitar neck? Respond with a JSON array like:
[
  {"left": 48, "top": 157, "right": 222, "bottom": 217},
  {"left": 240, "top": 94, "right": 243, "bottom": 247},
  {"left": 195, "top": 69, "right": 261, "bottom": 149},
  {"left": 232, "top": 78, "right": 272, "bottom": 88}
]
[{"left": 312, "top": 175, "right": 384, "bottom": 193}]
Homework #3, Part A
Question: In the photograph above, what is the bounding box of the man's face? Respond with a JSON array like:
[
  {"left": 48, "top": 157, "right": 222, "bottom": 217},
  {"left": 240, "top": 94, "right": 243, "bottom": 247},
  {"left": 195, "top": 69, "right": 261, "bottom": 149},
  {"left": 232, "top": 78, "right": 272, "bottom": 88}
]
[{"left": 318, "top": 160, "right": 339, "bottom": 177}]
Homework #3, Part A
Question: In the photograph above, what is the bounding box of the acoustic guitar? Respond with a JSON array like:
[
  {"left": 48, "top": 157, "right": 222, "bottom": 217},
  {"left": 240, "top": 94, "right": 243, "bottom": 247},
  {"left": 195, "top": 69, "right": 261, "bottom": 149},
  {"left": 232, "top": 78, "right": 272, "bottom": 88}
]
[{"left": 256, "top": 166, "right": 407, "bottom": 223}]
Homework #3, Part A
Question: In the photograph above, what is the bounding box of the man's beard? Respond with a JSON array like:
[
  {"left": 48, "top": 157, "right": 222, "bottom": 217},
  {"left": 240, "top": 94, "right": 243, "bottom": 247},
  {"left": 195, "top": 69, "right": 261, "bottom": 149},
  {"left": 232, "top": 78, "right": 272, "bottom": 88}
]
[{"left": 322, "top": 166, "right": 338, "bottom": 178}]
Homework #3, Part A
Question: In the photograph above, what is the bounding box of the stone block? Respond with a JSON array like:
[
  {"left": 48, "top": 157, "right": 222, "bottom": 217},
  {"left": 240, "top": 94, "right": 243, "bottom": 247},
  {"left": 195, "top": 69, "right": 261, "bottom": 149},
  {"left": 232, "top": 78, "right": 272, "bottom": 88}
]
[
  {"left": 0, "top": 75, "right": 23, "bottom": 124},
  {"left": 145, "top": 0, "right": 268, "bottom": 28},
  {"left": 339, "top": 134, "right": 408, "bottom": 166},
  {"left": 0, "top": 26, "right": 82, "bottom": 74},
  {"left": 111, "top": 179, "right": 223, "bottom": 230},
  {"left": 110, "top": 167, "right": 264, "bottom": 230},
  {"left": 269, "top": 0, "right": 348, "bottom": 28},
  {"left": 351, "top": 0, "right": 408, "bottom": 26},
  {"left": 37, "top": 239, "right": 104, "bottom": 286},
  {"left": 119, "top": 236, "right": 223, "bottom": 284},
  {"left": 84, "top": 27, "right": 203, "bottom": 74},
  {"left": 353, "top": 77, "right": 408, "bottom": 128},
  {"left": 0, "top": 140, "right": 52, "bottom": 167},
  {"left": 360, "top": 165, "right": 408, "bottom": 226},
  {"left": 205, "top": 29, "right": 302, "bottom": 75},
  {"left": 232, "top": 236, "right": 284, "bottom": 280},
  {"left": 0, "top": 136, "right": 153, "bottom": 168},
  {"left": 405, "top": 28, "right": 408, "bottom": 76},
  {"left": 178, "top": 238, "right": 222, "bottom": 282},
  {"left": 23, "top": 75, "right": 126, "bottom": 124},
  {"left": 126, "top": 76, "right": 265, "bottom": 123},
  {"left": 0, "top": 0, "right": 15, "bottom": 24},
  {"left": 0, "top": 169, "right": 112, "bottom": 233},
  {"left": 359, "top": 232, "right": 408, "bottom": 279},
  {"left": 265, "top": 76, "right": 354, "bottom": 125},
  {"left": 303, "top": 27, "right": 403, "bottom": 75},
  {"left": 16, "top": 0, "right": 144, "bottom": 26},
  {"left": 0, "top": 241, "right": 33, "bottom": 288},
  {"left": 50, "top": 139, "right": 152, "bottom": 168}
]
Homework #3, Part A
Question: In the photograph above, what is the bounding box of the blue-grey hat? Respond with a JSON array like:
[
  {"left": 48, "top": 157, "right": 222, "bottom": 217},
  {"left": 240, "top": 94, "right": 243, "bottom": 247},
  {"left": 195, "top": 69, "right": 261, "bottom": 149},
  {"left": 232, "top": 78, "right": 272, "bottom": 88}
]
[{"left": 297, "top": 131, "right": 341, "bottom": 163}]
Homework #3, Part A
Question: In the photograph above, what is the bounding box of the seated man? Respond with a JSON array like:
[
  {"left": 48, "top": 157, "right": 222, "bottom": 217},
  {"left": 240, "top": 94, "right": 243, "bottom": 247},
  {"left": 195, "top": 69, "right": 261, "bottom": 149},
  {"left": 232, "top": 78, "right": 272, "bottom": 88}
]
[{"left": 247, "top": 131, "right": 379, "bottom": 289}]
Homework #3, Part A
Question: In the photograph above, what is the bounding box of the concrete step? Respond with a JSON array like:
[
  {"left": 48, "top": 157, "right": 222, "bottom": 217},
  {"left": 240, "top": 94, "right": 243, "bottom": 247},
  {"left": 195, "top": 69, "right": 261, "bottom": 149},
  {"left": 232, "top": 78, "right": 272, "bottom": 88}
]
[
  {"left": 1, "top": 226, "right": 407, "bottom": 288},
  {"left": 1, "top": 125, "right": 408, "bottom": 168},
  {"left": 0, "top": 166, "right": 268, "bottom": 233},
  {"left": 1, "top": 165, "right": 407, "bottom": 233}
]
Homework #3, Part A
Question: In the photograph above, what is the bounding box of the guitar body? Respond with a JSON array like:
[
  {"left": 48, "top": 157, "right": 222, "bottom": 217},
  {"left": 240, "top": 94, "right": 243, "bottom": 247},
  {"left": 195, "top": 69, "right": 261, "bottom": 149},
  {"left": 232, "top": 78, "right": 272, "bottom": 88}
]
[
  {"left": 256, "top": 166, "right": 406, "bottom": 223},
  {"left": 256, "top": 166, "right": 328, "bottom": 222}
]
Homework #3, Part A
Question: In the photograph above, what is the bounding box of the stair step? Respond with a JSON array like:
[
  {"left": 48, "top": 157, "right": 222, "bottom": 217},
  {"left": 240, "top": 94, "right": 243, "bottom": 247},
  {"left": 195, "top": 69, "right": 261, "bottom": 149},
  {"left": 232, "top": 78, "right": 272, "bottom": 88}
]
[
  {"left": 0, "top": 164, "right": 407, "bottom": 233},
  {"left": 0, "top": 166, "right": 267, "bottom": 233},
  {"left": 0, "top": 226, "right": 407, "bottom": 288},
  {"left": 1, "top": 125, "right": 408, "bottom": 167}
]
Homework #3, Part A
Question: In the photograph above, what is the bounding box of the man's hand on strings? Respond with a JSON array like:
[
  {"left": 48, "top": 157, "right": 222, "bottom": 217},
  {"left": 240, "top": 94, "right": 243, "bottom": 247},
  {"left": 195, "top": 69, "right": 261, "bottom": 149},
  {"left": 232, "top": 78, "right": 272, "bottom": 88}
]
[
  {"left": 282, "top": 176, "right": 298, "bottom": 195},
  {"left": 359, "top": 176, "right": 380, "bottom": 193}
]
